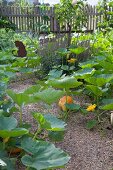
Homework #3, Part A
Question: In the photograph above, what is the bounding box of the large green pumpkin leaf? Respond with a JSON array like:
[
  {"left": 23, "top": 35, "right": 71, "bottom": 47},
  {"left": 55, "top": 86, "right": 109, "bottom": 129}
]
[
  {"left": 46, "top": 76, "right": 83, "bottom": 89},
  {"left": 48, "top": 69, "right": 63, "bottom": 79},
  {"left": 33, "top": 113, "right": 66, "bottom": 131},
  {"left": 0, "top": 116, "right": 28, "bottom": 138},
  {"left": 0, "top": 128, "right": 28, "bottom": 138},
  {"left": 99, "top": 61, "right": 113, "bottom": 71},
  {"left": 24, "top": 85, "right": 42, "bottom": 95},
  {"left": 21, "top": 137, "right": 70, "bottom": 170},
  {"left": 74, "top": 68, "right": 95, "bottom": 79},
  {"left": 100, "top": 99, "right": 113, "bottom": 110},
  {"left": 79, "top": 60, "right": 98, "bottom": 68},
  {"left": 86, "top": 85, "right": 103, "bottom": 96},
  {"left": 34, "top": 88, "right": 64, "bottom": 105},
  {"left": 6, "top": 90, "right": 30, "bottom": 107},
  {"left": 94, "top": 56, "right": 106, "bottom": 61},
  {"left": 0, "top": 116, "right": 17, "bottom": 130},
  {"left": 85, "top": 74, "right": 113, "bottom": 86},
  {"left": 70, "top": 47, "right": 85, "bottom": 55},
  {"left": 57, "top": 48, "right": 68, "bottom": 56}
]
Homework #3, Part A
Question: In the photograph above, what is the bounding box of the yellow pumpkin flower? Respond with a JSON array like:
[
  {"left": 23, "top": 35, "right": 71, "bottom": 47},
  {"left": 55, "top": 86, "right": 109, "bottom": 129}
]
[
  {"left": 86, "top": 104, "right": 96, "bottom": 112},
  {"left": 67, "top": 58, "right": 77, "bottom": 63}
]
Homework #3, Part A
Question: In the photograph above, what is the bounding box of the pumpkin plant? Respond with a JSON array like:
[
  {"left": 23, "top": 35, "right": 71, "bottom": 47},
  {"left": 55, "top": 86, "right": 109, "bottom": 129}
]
[
  {"left": 46, "top": 75, "right": 83, "bottom": 118},
  {"left": 4, "top": 83, "right": 70, "bottom": 169},
  {"left": 48, "top": 46, "right": 85, "bottom": 78}
]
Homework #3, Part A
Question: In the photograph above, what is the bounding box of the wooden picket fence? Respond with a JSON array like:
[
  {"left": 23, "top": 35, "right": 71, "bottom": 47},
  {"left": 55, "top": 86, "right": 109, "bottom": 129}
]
[{"left": 0, "top": 5, "right": 109, "bottom": 33}]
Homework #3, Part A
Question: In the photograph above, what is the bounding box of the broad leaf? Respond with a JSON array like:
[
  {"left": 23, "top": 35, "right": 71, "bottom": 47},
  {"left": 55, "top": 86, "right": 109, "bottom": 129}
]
[
  {"left": 24, "top": 85, "right": 42, "bottom": 95},
  {"left": 57, "top": 48, "right": 68, "bottom": 56},
  {"left": 86, "top": 85, "right": 103, "bottom": 96},
  {"left": 99, "top": 61, "right": 113, "bottom": 71},
  {"left": 48, "top": 69, "right": 63, "bottom": 79},
  {"left": 33, "top": 113, "right": 66, "bottom": 131},
  {"left": 21, "top": 137, "right": 70, "bottom": 170},
  {"left": 0, "top": 128, "right": 28, "bottom": 138},
  {"left": 0, "top": 116, "right": 17, "bottom": 130},
  {"left": 46, "top": 76, "right": 83, "bottom": 89},
  {"left": 79, "top": 60, "right": 98, "bottom": 68},
  {"left": 34, "top": 88, "right": 64, "bottom": 105},
  {"left": 0, "top": 116, "right": 28, "bottom": 138},
  {"left": 70, "top": 47, "right": 85, "bottom": 55},
  {"left": 6, "top": 90, "right": 30, "bottom": 107},
  {"left": 74, "top": 68, "right": 95, "bottom": 79},
  {"left": 100, "top": 99, "right": 113, "bottom": 110},
  {"left": 85, "top": 74, "right": 113, "bottom": 86}
]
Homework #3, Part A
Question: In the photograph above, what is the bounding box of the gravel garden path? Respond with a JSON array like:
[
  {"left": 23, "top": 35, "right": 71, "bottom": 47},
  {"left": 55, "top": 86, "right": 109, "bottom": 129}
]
[{"left": 9, "top": 78, "right": 113, "bottom": 170}]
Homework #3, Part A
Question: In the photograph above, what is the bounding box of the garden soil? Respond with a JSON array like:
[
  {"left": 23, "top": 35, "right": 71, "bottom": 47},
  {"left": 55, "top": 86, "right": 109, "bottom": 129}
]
[{"left": 9, "top": 78, "right": 113, "bottom": 170}]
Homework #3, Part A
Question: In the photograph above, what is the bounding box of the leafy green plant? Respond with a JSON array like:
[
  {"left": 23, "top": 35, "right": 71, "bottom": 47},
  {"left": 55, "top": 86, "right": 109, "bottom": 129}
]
[
  {"left": 21, "top": 137, "right": 70, "bottom": 170},
  {"left": 97, "top": 0, "right": 113, "bottom": 33},
  {"left": 55, "top": 0, "right": 87, "bottom": 46},
  {"left": 48, "top": 46, "right": 85, "bottom": 79},
  {"left": 3, "top": 83, "right": 70, "bottom": 169}
]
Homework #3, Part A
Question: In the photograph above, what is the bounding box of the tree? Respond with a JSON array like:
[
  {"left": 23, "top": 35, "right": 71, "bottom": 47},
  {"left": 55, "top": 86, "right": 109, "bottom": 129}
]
[
  {"left": 97, "top": 0, "right": 113, "bottom": 32},
  {"left": 55, "top": 0, "right": 87, "bottom": 47}
]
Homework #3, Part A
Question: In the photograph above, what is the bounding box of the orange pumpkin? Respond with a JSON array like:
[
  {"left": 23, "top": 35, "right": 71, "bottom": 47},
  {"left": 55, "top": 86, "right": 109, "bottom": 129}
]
[{"left": 58, "top": 96, "right": 73, "bottom": 111}]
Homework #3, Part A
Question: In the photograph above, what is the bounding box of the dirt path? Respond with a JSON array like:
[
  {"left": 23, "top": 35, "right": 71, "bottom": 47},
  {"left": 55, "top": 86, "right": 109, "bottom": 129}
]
[{"left": 10, "top": 79, "right": 113, "bottom": 170}]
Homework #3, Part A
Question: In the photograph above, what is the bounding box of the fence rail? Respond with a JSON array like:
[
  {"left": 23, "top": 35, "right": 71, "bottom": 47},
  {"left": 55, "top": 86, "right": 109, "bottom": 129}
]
[{"left": 1, "top": 5, "right": 111, "bottom": 33}]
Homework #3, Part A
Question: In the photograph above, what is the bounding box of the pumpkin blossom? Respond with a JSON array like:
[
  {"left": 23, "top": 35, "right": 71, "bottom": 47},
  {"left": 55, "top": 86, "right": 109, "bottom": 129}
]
[
  {"left": 86, "top": 104, "right": 96, "bottom": 112},
  {"left": 67, "top": 58, "right": 77, "bottom": 63},
  {"left": 58, "top": 96, "right": 73, "bottom": 111}
]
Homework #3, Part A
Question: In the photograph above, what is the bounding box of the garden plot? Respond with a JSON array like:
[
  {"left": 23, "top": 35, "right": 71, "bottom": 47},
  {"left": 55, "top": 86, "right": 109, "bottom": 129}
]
[{"left": 10, "top": 79, "right": 113, "bottom": 170}]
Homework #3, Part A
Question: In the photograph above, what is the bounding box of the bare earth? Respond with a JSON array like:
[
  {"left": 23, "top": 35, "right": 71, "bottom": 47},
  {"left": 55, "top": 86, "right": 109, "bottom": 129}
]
[{"left": 9, "top": 78, "right": 113, "bottom": 170}]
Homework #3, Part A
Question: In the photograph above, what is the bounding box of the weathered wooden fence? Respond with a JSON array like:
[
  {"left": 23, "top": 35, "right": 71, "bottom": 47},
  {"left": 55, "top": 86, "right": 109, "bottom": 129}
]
[{"left": 0, "top": 5, "right": 109, "bottom": 33}]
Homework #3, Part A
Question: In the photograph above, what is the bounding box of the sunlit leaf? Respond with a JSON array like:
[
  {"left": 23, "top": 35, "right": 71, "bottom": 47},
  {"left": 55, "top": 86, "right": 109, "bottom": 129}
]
[
  {"left": 6, "top": 89, "right": 30, "bottom": 107},
  {"left": 74, "top": 68, "right": 95, "bottom": 79},
  {"left": 33, "top": 113, "right": 66, "bottom": 131},
  {"left": 0, "top": 116, "right": 28, "bottom": 138},
  {"left": 79, "top": 60, "right": 98, "bottom": 68},
  {"left": 24, "top": 85, "right": 42, "bottom": 95},
  {"left": 86, "top": 85, "right": 103, "bottom": 96},
  {"left": 0, "top": 128, "right": 28, "bottom": 138},
  {"left": 34, "top": 88, "right": 64, "bottom": 105},
  {"left": 21, "top": 137, "right": 70, "bottom": 170},
  {"left": 46, "top": 76, "right": 83, "bottom": 89},
  {"left": 85, "top": 74, "right": 113, "bottom": 86},
  {"left": 70, "top": 47, "right": 85, "bottom": 55},
  {"left": 100, "top": 99, "right": 113, "bottom": 110}
]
